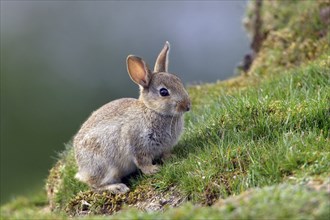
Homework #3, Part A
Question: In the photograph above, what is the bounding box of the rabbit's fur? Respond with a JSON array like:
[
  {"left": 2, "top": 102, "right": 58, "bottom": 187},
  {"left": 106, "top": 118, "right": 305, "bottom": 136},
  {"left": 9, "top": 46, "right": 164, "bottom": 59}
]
[{"left": 73, "top": 42, "right": 190, "bottom": 193}]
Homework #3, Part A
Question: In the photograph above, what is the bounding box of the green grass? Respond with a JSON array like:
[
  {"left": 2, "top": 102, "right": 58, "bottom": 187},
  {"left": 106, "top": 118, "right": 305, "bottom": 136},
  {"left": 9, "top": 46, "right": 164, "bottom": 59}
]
[
  {"left": 0, "top": 192, "right": 64, "bottom": 220},
  {"left": 1, "top": 0, "right": 330, "bottom": 219},
  {"left": 149, "top": 60, "right": 330, "bottom": 202}
]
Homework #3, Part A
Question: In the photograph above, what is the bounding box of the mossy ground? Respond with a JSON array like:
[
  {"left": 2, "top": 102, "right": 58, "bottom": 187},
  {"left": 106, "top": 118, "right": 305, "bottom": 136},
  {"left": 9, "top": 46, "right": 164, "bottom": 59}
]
[{"left": 1, "top": 0, "right": 329, "bottom": 219}]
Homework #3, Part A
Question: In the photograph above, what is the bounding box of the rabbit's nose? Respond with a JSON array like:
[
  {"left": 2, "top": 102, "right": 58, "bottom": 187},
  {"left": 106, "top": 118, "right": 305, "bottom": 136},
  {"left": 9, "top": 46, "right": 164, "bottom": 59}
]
[
  {"left": 186, "top": 102, "right": 191, "bottom": 112},
  {"left": 178, "top": 100, "right": 191, "bottom": 112}
]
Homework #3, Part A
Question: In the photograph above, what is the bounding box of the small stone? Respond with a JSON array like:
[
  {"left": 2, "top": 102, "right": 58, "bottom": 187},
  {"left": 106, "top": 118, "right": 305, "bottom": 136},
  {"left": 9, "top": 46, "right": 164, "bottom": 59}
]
[
  {"left": 159, "top": 199, "right": 168, "bottom": 206},
  {"left": 145, "top": 202, "right": 162, "bottom": 212}
]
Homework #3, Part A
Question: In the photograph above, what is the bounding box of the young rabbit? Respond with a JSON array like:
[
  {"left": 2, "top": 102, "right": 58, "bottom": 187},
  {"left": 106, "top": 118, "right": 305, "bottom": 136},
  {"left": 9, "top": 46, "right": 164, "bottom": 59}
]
[{"left": 73, "top": 42, "right": 191, "bottom": 194}]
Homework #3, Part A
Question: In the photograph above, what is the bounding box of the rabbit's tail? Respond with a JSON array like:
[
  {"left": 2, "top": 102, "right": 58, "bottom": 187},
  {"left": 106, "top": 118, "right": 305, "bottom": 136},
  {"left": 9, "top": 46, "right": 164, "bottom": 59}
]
[{"left": 75, "top": 171, "right": 89, "bottom": 182}]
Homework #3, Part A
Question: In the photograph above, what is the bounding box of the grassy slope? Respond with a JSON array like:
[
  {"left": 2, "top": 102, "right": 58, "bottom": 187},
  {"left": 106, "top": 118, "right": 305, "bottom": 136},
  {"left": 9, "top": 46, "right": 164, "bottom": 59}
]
[{"left": 1, "top": 0, "right": 329, "bottom": 219}]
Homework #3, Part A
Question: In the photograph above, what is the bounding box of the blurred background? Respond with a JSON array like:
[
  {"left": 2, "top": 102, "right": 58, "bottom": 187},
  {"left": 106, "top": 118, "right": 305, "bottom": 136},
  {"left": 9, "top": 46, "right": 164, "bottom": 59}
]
[{"left": 0, "top": 1, "right": 249, "bottom": 204}]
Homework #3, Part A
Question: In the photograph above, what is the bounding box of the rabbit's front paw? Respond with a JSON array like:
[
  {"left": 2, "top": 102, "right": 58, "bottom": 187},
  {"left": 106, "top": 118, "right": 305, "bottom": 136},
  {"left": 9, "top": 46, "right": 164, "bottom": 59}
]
[
  {"left": 140, "top": 165, "right": 160, "bottom": 175},
  {"left": 161, "top": 152, "right": 176, "bottom": 162}
]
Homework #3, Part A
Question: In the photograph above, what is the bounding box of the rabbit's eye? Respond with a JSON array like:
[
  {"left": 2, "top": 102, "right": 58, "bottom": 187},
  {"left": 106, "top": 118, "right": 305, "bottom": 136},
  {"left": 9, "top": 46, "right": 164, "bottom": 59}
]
[{"left": 159, "top": 88, "right": 169, "bottom": 96}]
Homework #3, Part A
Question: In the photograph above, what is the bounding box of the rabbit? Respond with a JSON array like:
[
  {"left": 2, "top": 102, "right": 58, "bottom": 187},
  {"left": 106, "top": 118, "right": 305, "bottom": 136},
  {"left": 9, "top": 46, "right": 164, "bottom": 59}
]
[{"left": 73, "top": 41, "right": 191, "bottom": 194}]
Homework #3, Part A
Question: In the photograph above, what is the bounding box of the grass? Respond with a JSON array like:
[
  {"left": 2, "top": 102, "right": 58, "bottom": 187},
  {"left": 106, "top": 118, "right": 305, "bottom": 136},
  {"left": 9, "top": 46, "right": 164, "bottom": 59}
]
[
  {"left": 1, "top": 0, "right": 329, "bottom": 219},
  {"left": 150, "top": 60, "right": 330, "bottom": 203},
  {"left": 106, "top": 184, "right": 330, "bottom": 220}
]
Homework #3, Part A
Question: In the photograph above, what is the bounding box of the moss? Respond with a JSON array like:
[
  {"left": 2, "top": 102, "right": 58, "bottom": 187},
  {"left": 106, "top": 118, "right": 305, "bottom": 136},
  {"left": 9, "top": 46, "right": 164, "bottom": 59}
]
[
  {"left": 245, "top": 0, "right": 330, "bottom": 77},
  {"left": 45, "top": 160, "right": 63, "bottom": 210},
  {"left": 64, "top": 179, "right": 184, "bottom": 216},
  {"left": 65, "top": 185, "right": 146, "bottom": 216}
]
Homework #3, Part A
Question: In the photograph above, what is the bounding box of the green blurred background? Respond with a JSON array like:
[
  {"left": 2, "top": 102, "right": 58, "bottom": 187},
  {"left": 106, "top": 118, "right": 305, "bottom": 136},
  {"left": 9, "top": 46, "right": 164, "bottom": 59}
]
[{"left": 0, "top": 1, "right": 249, "bottom": 204}]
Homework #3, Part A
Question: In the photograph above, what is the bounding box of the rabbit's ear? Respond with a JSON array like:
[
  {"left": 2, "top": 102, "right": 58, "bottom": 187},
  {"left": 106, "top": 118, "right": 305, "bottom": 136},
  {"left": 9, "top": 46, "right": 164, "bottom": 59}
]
[
  {"left": 127, "top": 55, "right": 152, "bottom": 87},
  {"left": 154, "top": 41, "right": 170, "bottom": 73}
]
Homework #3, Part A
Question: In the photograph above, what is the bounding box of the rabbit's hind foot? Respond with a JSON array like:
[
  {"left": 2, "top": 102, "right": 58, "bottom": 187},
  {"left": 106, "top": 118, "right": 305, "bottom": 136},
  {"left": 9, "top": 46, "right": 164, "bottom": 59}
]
[{"left": 99, "top": 183, "right": 130, "bottom": 194}]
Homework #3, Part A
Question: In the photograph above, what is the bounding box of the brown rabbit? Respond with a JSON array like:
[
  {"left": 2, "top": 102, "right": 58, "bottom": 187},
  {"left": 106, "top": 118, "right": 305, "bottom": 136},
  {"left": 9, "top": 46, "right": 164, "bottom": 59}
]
[{"left": 73, "top": 42, "right": 191, "bottom": 194}]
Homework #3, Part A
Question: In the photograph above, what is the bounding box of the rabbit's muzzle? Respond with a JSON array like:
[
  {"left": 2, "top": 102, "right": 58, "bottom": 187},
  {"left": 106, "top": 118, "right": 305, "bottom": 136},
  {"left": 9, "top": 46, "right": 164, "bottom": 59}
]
[{"left": 177, "top": 99, "right": 191, "bottom": 112}]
